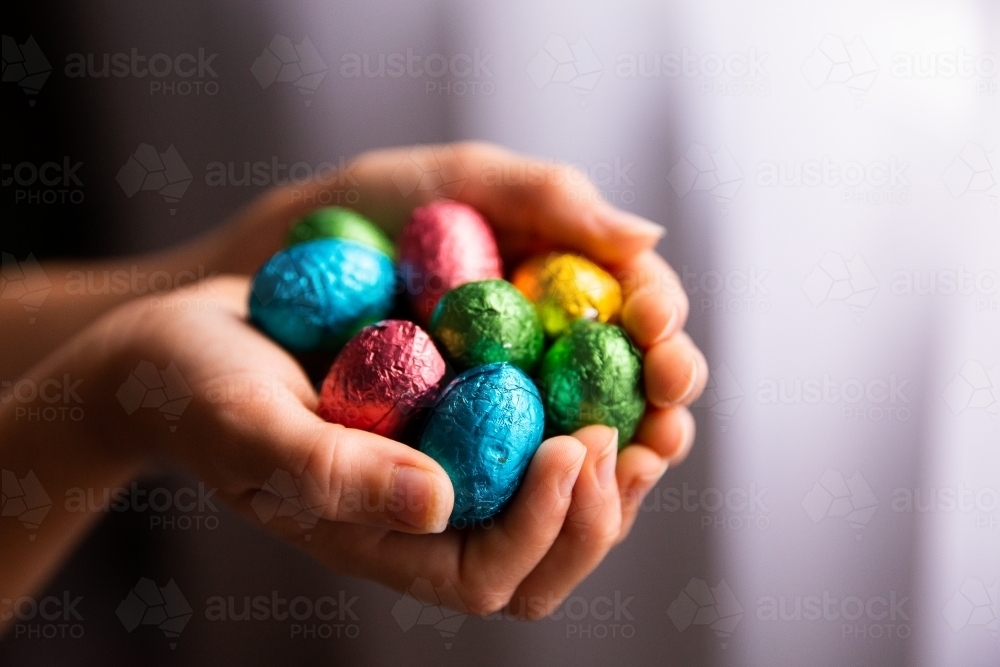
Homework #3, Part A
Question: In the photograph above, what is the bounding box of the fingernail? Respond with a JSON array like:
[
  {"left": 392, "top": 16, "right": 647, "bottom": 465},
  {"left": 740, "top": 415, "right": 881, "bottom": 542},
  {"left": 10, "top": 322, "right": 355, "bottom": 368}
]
[
  {"left": 650, "top": 303, "right": 680, "bottom": 346},
  {"left": 677, "top": 409, "right": 696, "bottom": 454},
  {"left": 559, "top": 449, "right": 586, "bottom": 498},
  {"left": 597, "top": 429, "right": 619, "bottom": 489},
  {"left": 626, "top": 463, "right": 669, "bottom": 504},
  {"left": 664, "top": 356, "right": 699, "bottom": 405},
  {"left": 392, "top": 466, "right": 443, "bottom": 531},
  {"left": 605, "top": 210, "right": 665, "bottom": 239}
]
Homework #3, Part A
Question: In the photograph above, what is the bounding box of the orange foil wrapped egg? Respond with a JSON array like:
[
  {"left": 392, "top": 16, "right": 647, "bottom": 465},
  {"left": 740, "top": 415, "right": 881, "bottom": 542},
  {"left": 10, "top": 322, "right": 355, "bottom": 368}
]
[{"left": 512, "top": 252, "right": 623, "bottom": 338}]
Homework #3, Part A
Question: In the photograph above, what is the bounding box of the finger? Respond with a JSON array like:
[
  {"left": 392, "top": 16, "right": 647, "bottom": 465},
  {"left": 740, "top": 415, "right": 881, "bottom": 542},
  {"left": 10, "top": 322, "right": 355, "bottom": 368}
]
[
  {"left": 459, "top": 145, "right": 664, "bottom": 263},
  {"left": 610, "top": 448, "right": 664, "bottom": 545},
  {"left": 614, "top": 251, "right": 689, "bottom": 349},
  {"left": 456, "top": 435, "right": 586, "bottom": 614},
  {"left": 246, "top": 435, "right": 587, "bottom": 617},
  {"left": 364, "top": 142, "right": 663, "bottom": 262},
  {"left": 635, "top": 406, "right": 697, "bottom": 467},
  {"left": 644, "top": 331, "right": 709, "bottom": 408},
  {"left": 615, "top": 407, "right": 696, "bottom": 542},
  {"left": 507, "top": 425, "right": 623, "bottom": 619},
  {"left": 201, "top": 393, "right": 455, "bottom": 534}
]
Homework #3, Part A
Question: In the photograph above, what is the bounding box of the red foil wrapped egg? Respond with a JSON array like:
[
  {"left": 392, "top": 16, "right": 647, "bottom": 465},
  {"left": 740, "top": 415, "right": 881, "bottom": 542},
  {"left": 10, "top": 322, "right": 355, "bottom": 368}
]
[
  {"left": 398, "top": 201, "right": 503, "bottom": 322},
  {"left": 318, "top": 320, "right": 446, "bottom": 439}
]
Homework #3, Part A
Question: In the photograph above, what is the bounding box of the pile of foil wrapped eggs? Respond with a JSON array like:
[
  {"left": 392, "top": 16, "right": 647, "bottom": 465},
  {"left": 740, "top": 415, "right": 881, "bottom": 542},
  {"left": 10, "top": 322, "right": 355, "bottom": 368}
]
[{"left": 249, "top": 202, "right": 645, "bottom": 526}]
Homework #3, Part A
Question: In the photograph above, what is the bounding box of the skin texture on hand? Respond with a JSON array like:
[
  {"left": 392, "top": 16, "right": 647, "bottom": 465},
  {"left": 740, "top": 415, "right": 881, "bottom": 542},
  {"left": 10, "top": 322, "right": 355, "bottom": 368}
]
[{"left": 0, "top": 142, "right": 706, "bottom": 629}]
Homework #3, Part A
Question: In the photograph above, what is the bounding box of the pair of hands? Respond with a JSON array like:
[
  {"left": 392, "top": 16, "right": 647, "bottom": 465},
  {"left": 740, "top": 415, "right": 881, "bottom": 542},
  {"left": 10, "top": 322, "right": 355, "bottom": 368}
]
[{"left": 14, "top": 143, "right": 707, "bottom": 619}]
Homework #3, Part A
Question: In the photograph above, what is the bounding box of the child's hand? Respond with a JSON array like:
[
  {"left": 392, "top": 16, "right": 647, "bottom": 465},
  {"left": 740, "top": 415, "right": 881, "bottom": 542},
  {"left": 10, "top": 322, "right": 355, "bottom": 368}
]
[
  {"left": 182, "top": 142, "right": 705, "bottom": 615},
  {"left": 1, "top": 143, "right": 705, "bottom": 621}
]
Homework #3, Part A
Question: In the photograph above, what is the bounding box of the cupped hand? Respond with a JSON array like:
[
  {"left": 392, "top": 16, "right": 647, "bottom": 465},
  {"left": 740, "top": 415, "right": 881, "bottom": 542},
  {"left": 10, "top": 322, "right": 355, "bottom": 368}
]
[
  {"left": 98, "top": 278, "right": 588, "bottom": 617},
  {"left": 158, "top": 142, "right": 706, "bottom": 616}
]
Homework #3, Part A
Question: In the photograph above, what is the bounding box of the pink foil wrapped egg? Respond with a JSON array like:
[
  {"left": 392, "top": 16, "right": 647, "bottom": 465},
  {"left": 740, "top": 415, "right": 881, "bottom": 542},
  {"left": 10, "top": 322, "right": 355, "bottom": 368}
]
[
  {"left": 318, "top": 320, "right": 446, "bottom": 439},
  {"left": 398, "top": 201, "right": 503, "bottom": 322}
]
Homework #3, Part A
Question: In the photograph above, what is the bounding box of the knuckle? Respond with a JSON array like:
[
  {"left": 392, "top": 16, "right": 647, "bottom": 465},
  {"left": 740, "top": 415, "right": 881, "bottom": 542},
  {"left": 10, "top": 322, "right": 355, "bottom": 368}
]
[
  {"left": 590, "top": 511, "right": 624, "bottom": 547},
  {"left": 303, "top": 424, "right": 348, "bottom": 520},
  {"left": 464, "top": 586, "right": 513, "bottom": 617}
]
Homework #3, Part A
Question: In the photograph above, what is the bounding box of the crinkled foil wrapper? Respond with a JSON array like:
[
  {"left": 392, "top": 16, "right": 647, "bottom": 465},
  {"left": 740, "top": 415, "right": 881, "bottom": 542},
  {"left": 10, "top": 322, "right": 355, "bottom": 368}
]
[
  {"left": 512, "top": 252, "right": 623, "bottom": 338},
  {"left": 284, "top": 206, "right": 396, "bottom": 259},
  {"left": 318, "top": 320, "right": 446, "bottom": 439},
  {"left": 249, "top": 239, "right": 395, "bottom": 351},
  {"left": 398, "top": 201, "right": 503, "bottom": 322},
  {"left": 540, "top": 321, "right": 645, "bottom": 445},
  {"left": 429, "top": 279, "right": 543, "bottom": 373},
  {"left": 419, "top": 362, "right": 545, "bottom": 527}
]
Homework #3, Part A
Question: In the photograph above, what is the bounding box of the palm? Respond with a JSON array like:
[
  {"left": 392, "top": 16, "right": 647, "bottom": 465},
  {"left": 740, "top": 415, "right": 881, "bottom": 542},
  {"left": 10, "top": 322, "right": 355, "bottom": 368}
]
[{"left": 170, "top": 142, "right": 706, "bottom": 617}]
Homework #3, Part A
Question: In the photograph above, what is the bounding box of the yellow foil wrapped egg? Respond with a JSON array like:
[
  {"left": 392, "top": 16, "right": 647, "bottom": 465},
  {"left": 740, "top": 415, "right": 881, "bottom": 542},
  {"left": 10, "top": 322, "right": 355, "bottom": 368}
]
[{"left": 512, "top": 252, "right": 623, "bottom": 337}]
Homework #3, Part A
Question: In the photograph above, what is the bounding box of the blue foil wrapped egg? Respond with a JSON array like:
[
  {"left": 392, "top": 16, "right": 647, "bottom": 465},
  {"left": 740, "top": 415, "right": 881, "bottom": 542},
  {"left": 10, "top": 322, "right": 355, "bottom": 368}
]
[
  {"left": 419, "top": 362, "right": 545, "bottom": 527},
  {"left": 249, "top": 239, "right": 395, "bottom": 351}
]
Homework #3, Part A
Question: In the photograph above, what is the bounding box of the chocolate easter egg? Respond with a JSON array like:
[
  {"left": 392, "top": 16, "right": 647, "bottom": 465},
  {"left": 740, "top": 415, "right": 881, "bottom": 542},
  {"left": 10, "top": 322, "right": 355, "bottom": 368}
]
[
  {"left": 540, "top": 321, "right": 645, "bottom": 444},
  {"left": 429, "top": 280, "right": 543, "bottom": 373},
  {"left": 419, "top": 362, "right": 545, "bottom": 527},
  {"left": 249, "top": 239, "right": 395, "bottom": 351},
  {"left": 512, "top": 252, "right": 623, "bottom": 338},
  {"left": 285, "top": 206, "right": 395, "bottom": 259},
  {"left": 398, "top": 201, "right": 503, "bottom": 322},
  {"left": 318, "top": 320, "right": 446, "bottom": 440}
]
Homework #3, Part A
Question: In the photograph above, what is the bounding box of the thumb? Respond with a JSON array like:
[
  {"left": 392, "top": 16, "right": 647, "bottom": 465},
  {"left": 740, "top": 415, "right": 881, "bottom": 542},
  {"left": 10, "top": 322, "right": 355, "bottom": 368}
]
[{"left": 209, "top": 395, "right": 455, "bottom": 535}]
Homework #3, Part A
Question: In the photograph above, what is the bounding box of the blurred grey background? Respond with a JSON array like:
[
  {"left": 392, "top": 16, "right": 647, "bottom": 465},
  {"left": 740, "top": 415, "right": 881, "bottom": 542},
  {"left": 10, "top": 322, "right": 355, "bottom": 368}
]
[{"left": 2, "top": 1, "right": 997, "bottom": 665}]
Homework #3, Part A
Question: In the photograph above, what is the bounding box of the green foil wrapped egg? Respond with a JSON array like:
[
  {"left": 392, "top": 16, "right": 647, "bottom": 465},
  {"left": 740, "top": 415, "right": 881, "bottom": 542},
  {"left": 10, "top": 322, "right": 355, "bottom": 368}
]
[
  {"left": 540, "top": 321, "right": 645, "bottom": 445},
  {"left": 285, "top": 206, "right": 395, "bottom": 258},
  {"left": 429, "top": 280, "right": 544, "bottom": 373}
]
